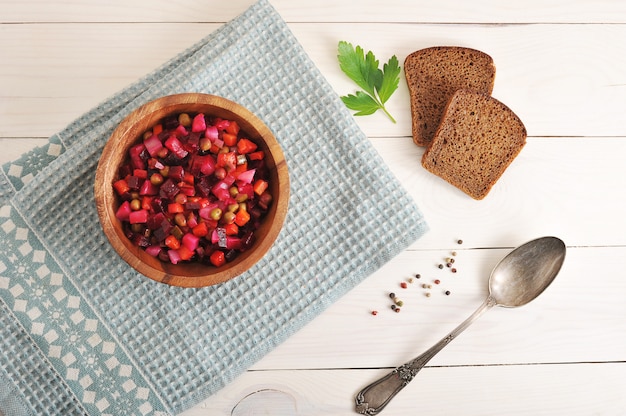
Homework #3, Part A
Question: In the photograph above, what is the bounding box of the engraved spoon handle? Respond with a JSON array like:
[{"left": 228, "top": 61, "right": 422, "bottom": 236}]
[{"left": 355, "top": 296, "right": 497, "bottom": 415}]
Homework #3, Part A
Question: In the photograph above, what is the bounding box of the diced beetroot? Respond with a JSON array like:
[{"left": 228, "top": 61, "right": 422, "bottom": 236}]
[
  {"left": 238, "top": 183, "right": 254, "bottom": 199},
  {"left": 132, "top": 233, "right": 151, "bottom": 248},
  {"left": 118, "top": 164, "right": 132, "bottom": 179},
  {"left": 178, "top": 184, "right": 195, "bottom": 197},
  {"left": 167, "top": 249, "right": 182, "bottom": 265},
  {"left": 182, "top": 233, "right": 200, "bottom": 252},
  {"left": 143, "top": 134, "right": 164, "bottom": 157},
  {"left": 164, "top": 135, "right": 189, "bottom": 159},
  {"left": 159, "top": 178, "right": 180, "bottom": 199},
  {"left": 139, "top": 179, "right": 159, "bottom": 196},
  {"left": 163, "top": 152, "right": 185, "bottom": 166},
  {"left": 145, "top": 245, "right": 162, "bottom": 257},
  {"left": 168, "top": 165, "right": 185, "bottom": 181},
  {"left": 214, "top": 119, "right": 230, "bottom": 130},
  {"left": 174, "top": 124, "right": 188, "bottom": 137},
  {"left": 225, "top": 236, "right": 242, "bottom": 250},
  {"left": 258, "top": 191, "right": 273, "bottom": 210},
  {"left": 153, "top": 218, "right": 173, "bottom": 242},
  {"left": 147, "top": 212, "right": 166, "bottom": 230},
  {"left": 148, "top": 158, "right": 165, "bottom": 170},
  {"left": 212, "top": 137, "right": 224, "bottom": 149},
  {"left": 240, "top": 231, "right": 256, "bottom": 250},
  {"left": 191, "top": 113, "right": 206, "bottom": 133},
  {"left": 211, "top": 181, "right": 231, "bottom": 201},
  {"left": 205, "top": 125, "right": 218, "bottom": 141},
  {"left": 126, "top": 175, "right": 142, "bottom": 190},
  {"left": 184, "top": 200, "right": 202, "bottom": 210},
  {"left": 129, "top": 143, "right": 148, "bottom": 169},
  {"left": 189, "top": 154, "right": 216, "bottom": 176},
  {"left": 236, "top": 168, "right": 256, "bottom": 185},
  {"left": 115, "top": 201, "right": 132, "bottom": 221},
  {"left": 129, "top": 209, "right": 149, "bottom": 224},
  {"left": 187, "top": 213, "right": 198, "bottom": 228},
  {"left": 195, "top": 176, "right": 212, "bottom": 198},
  {"left": 151, "top": 198, "right": 167, "bottom": 214}
]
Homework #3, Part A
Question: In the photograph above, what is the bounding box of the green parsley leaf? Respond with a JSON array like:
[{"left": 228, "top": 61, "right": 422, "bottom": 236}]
[
  {"left": 337, "top": 41, "right": 400, "bottom": 123},
  {"left": 341, "top": 91, "right": 380, "bottom": 116},
  {"left": 378, "top": 55, "right": 401, "bottom": 104}
]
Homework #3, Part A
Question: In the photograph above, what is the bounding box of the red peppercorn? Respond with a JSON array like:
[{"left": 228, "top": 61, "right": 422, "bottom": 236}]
[
  {"left": 400, "top": 282, "right": 408, "bottom": 289},
  {"left": 434, "top": 279, "right": 440, "bottom": 285},
  {"left": 371, "top": 310, "right": 378, "bottom": 316},
  {"left": 451, "top": 268, "right": 457, "bottom": 273}
]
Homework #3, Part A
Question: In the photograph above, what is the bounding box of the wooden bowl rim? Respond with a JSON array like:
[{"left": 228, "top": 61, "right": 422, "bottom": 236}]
[{"left": 94, "top": 93, "right": 289, "bottom": 288}]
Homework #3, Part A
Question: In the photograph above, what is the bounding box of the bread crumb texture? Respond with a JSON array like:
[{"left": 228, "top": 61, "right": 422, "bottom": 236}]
[
  {"left": 422, "top": 89, "right": 527, "bottom": 200},
  {"left": 405, "top": 46, "right": 496, "bottom": 147}
]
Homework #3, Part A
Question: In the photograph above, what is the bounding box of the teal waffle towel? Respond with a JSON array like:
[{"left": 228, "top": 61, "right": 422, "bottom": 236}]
[{"left": 0, "top": 1, "right": 428, "bottom": 414}]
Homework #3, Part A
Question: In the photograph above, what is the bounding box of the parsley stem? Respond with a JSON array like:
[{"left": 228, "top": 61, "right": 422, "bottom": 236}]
[
  {"left": 381, "top": 105, "right": 397, "bottom": 124},
  {"left": 372, "top": 94, "right": 396, "bottom": 124}
]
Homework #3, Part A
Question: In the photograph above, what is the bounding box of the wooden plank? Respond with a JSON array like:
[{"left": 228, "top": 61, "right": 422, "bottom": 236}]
[
  {"left": 2, "top": 136, "right": 625, "bottom": 248},
  {"left": 179, "top": 363, "right": 626, "bottom": 415},
  {"left": 2, "top": 0, "right": 625, "bottom": 23},
  {"left": 371, "top": 136, "right": 626, "bottom": 248},
  {"left": 248, "top": 246, "right": 626, "bottom": 370},
  {"left": 2, "top": 23, "right": 625, "bottom": 137}
]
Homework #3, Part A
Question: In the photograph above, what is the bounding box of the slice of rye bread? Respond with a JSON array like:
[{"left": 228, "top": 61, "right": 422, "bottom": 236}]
[
  {"left": 421, "top": 89, "right": 527, "bottom": 200},
  {"left": 404, "top": 46, "right": 496, "bottom": 147}
]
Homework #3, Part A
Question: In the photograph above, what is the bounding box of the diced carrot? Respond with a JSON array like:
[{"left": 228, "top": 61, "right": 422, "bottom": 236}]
[
  {"left": 248, "top": 150, "right": 265, "bottom": 161},
  {"left": 237, "top": 138, "right": 258, "bottom": 154},
  {"left": 113, "top": 179, "right": 130, "bottom": 196},
  {"left": 234, "top": 209, "right": 251, "bottom": 226},
  {"left": 253, "top": 179, "right": 269, "bottom": 196},
  {"left": 183, "top": 172, "right": 195, "bottom": 185},
  {"left": 177, "top": 245, "right": 194, "bottom": 261},
  {"left": 165, "top": 235, "right": 180, "bottom": 250},
  {"left": 225, "top": 120, "right": 240, "bottom": 135},
  {"left": 209, "top": 250, "right": 226, "bottom": 267},
  {"left": 192, "top": 221, "right": 209, "bottom": 237},
  {"left": 223, "top": 133, "right": 237, "bottom": 147},
  {"left": 167, "top": 202, "right": 185, "bottom": 214},
  {"left": 224, "top": 223, "right": 239, "bottom": 236},
  {"left": 133, "top": 169, "right": 148, "bottom": 179},
  {"left": 141, "top": 196, "right": 153, "bottom": 211}
]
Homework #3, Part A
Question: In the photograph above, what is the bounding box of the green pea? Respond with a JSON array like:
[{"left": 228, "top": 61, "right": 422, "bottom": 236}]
[
  {"left": 150, "top": 173, "right": 164, "bottom": 186},
  {"left": 210, "top": 208, "right": 223, "bottom": 221},
  {"left": 130, "top": 199, "right": 141, "bottom": 211},
  {"left": 178, "top": 113, "right": 191, "bottom": 127},
  {"left": 174, "top": 213, "right": 187, "bottom": 227}
]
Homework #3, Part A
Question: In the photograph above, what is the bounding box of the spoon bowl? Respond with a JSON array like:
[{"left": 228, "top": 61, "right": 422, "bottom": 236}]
[
  {"left": 490, "top": 236, "right": 566, "bottom": 307},
  {"left": 355, "top": 236, "right": 566, "bottom": 415}
]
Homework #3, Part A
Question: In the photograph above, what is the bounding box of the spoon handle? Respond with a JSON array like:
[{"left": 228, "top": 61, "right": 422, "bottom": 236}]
[{"left": 355, "top": 295, "right": 497, "bottom": 415}]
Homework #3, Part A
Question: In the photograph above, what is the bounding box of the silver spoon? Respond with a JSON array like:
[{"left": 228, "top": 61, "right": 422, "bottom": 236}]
[{"left": 355, "top": 236, "right": 566, "bottom": 415}]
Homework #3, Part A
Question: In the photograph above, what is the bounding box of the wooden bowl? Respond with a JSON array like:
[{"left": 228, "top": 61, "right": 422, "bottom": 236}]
[{"left": 95, "top": 93, "right": 289, "bottom": 287}]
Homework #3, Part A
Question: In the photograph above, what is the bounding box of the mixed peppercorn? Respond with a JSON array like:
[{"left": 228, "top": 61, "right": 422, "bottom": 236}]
[{"left": 370, "top": 239, "right": 464, "bottom": 315}]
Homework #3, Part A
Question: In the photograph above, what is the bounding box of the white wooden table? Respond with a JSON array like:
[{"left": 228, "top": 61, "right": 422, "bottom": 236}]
[{"left": 2, "top": 1, "right": 626, "bottom": 414}]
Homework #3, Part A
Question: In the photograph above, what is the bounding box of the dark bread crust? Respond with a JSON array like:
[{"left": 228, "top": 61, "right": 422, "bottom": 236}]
[
  {"left": 421, "top": 89, "right": 527, "bottom": 200},
  {"left": 404, "top": 46, "right": 496, "bottom": 147}
]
